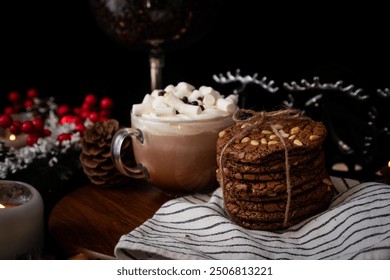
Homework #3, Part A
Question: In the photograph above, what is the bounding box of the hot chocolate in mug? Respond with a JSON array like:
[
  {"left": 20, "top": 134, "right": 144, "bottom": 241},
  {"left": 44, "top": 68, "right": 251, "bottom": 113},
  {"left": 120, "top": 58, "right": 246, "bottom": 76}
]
[
  {"left": 111, "top": 113, "right": 234, "bottom": 192},
  {"left": 110, "top": 82, "right": 238, "bottom": 192}
]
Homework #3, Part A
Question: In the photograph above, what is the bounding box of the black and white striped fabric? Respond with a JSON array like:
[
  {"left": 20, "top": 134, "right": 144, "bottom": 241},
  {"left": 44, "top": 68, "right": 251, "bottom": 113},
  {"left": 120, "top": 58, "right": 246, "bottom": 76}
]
[{"left": 115, "top": 178, "right": 390, "bottom": 259}]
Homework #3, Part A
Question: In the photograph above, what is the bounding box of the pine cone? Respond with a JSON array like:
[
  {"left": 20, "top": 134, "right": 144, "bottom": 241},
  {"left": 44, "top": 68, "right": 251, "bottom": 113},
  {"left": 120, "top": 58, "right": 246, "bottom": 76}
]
[{"left": 79, "top": 119, "right": 132, "bottom": 186}]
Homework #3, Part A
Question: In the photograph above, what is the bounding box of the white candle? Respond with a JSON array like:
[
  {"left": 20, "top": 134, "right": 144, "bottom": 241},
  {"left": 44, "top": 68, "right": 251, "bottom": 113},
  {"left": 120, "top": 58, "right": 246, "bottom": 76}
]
[
  {"left": 0, "top": 180, "right": 44, "bottom": 259},
  {"left": 0, "top": 128, "right": 28, "bottom": 149},
  {"left": 0, "top": 113, "right": 32, "bottom": 148},
  {"left": 0, "top": 203, "right": 20, "bottom": 209}
]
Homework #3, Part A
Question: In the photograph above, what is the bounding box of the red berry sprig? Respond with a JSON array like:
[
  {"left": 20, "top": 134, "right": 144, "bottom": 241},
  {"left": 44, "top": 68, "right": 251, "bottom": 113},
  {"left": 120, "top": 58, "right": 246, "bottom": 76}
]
[
  {"left": 2, "top": 89, "right": 114, "bottom": 145},
  {"left": 58, "top": 93, "right": 113, "bottom": 123},
  {"left": 57, "top": 93, "right": 113, "bottom": 143},
  {"left": 3, "top": 89, "right": 39, "bottom": 115},
  {"left": 0, "top": 114, "right": 51, "bottom": 146},
  {"left": 1, "top": 89, "right": 53, "bottom": 146}
]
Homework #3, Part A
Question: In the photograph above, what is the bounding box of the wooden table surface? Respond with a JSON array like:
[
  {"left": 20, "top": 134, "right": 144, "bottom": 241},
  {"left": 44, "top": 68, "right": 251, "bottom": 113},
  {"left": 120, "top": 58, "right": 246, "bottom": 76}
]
[{"left": 48, "top": 180, "right": 174, "bottom": 259}]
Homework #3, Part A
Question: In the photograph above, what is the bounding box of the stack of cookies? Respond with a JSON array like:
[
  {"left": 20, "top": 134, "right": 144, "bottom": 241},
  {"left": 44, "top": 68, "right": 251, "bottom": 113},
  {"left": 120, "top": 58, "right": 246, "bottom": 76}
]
[{"left": 216, "top": 109, "right": 334, "bottom": 230}]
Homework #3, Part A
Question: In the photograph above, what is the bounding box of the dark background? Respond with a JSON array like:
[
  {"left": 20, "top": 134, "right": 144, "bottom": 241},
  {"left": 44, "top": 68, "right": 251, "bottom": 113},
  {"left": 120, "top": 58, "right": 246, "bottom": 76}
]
[{"left": 1, "top": 1, "right": 389, "bottom": 124}]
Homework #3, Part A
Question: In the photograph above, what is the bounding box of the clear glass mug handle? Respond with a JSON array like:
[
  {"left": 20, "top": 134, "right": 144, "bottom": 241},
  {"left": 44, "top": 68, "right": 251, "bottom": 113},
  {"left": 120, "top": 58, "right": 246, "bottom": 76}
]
[{"left": 111, "top": 128, "right": 149, "bottom": 179}]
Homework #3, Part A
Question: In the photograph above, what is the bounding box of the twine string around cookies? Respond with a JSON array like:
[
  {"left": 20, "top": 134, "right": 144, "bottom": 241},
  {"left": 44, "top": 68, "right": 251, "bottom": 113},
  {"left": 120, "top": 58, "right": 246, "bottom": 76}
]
[
  {"left": 271, "top": 125, "right": 291, "bottom": 226},
  {"left": 218, "top": 108, "right": 302, "bottom": 227}
]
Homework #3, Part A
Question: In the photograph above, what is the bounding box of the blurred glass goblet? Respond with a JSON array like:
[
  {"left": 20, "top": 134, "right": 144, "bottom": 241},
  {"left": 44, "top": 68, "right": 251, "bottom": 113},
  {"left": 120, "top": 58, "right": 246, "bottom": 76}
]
[{"left": 89, "top": 0, "right": 221, "bottom": 90}]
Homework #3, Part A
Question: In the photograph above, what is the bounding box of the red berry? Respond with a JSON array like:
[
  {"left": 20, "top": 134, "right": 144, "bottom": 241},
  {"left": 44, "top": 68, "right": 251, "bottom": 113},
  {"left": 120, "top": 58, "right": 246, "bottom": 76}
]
[
  {"left": 100, "top": 97, "right": 113, "bottom": 109},
  {"left": 32, "top": 117, "right": 45, "bottom": 132},
  {"left": 3, "top": 106, "right": 14, "bottom": 115},
  {"left": 61, "top": 115, "right": 84, "bottom": 125},
  {"left": 74, "top": 116, "right": 84, "bottom": 124},
  {"left": 21, "top": 121, "right": 34, "bottom": 133},
  {"left": 24, "top": 99, "right": 34, "bottom": 109},
  {"left": 60, "top": 115, "right": 77, "bottom": 124},
  {"left": 58, "top": 104, "right": 71, "bottom": 116},
  {"left": 82, "top": 102, "right": 93, "bottom": 111},
  {"left": 9, "top": 125, "right": 21, "bottom": 135},
  {"left": 43, "top": 129, "right": 52, "bottom": 137},
  {"left": 0, "top": 114, "right": 13, "bottom": 128},
  {"left": 74, "top": 123, "right": 86, "bottom": 133},
  {"left": 57, "top": 133, "right": 72, "bottom": 143},
  {"left": 81, "top": 110, "right": 90, "bottom": 119},
  {"left": 88, "top": 112, "right": 99, "bottom": 122},
  {"left": 12, "top": 120, "right": 22, "bottom": 128},
  {"left": 84, "top": 93, "right": 97, "bottom": 106},
  {"left": 8, "top": 91, "right": 21, "bottom": 103},
  {"left": 73, "top": 107, "right": 82, "bottom": 116},
  {"left": 9, "top": 121, "right": 22, "bottom": 135},
  {"left": 26, "top": 88, "right": 39, "bottom": 98},
  {"left": 99, "top": 109, "right": 111, "bottom": 118},
  {"left": 26, "top": 133, "right": 40, "bottom": 146}
]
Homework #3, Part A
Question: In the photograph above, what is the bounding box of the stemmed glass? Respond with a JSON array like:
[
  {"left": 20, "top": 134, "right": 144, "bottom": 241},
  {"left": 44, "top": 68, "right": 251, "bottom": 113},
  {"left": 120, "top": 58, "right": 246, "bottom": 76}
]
[{"left": 89, "top": 0, "right": 221, "bottom": 90}]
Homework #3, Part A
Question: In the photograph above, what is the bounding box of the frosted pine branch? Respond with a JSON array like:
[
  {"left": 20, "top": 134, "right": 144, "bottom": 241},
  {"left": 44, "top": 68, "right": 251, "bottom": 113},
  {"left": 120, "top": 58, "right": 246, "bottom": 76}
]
[
  {"left": 283, "top": 77, "right": 368, "bottom": 100},
  {"left": 213, "top": 69, "right": 279, "bottom": 94}
]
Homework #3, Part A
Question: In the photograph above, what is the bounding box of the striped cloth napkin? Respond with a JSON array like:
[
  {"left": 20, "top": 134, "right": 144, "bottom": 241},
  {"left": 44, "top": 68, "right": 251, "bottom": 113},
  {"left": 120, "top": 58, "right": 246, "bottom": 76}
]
[{"left": 115, "top": 178, "right": 390, "bottom": 259}]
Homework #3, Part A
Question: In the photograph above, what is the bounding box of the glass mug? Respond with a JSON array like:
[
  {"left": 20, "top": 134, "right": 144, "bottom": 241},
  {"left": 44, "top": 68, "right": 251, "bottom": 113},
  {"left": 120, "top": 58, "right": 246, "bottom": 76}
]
[{"left": 111, "top": 113, "right": 234, "bottom": 193}]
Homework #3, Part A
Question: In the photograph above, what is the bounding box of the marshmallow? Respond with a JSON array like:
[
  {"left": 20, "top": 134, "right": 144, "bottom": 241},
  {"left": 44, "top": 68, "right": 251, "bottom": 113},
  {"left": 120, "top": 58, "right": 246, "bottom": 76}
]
[
  {"left": 164, "top": 84, "right": 176, "bottom": 93},
  {"left": 216, "top": 98, "right": 236, "bottom": 113},
  {"left": 226, "top": 94, "right": 239, "bottom": 104},
  {"left": 131, "top": 94, "right": 155, "bottom": 115},
  {"left": 176, "top": 82, "right": 195, "bottom": 92},
  {"left": 174, "top": 89, "right": 191, "bottom": 99},
  {"left": 199, "top": 86, "right": 212, "bottom": 94},
  {"left": 155, "top": 106, "right": 176, "bottom": 117},
  {"left": 151, "top": 89, "right": 162, "bottom": 97},
  {"left": 164, "top": 93, "right": 185, "bottom": 110},
  {"left": 193, "top": 99, "right": 203, "bottom": 106},
  {"left": 132, "top": 82, "right": 238, "bottom": 120},
  {"left": 152, "top": 96, "right": 166, "bottom": 108},
  {"left": 142, "top": 94, "right": 155, "bottom": 105},
  {"left": 165, "top": 93, "right": 201, "bottom": 115},
  {"left": 202, "top": 108, "right": 225, "bottom": 118},
  {"left": 200, "top": 86, "right": 221, "bottom": 100},
  {"left": 189, "top": 90, "right": 202, "bottom": 102},
  {"left": 203, "top": 94, "right": 216, "bottom": 106},
  {"left": 178, "top": 104, "right": 201, "bottom": 115},
  {"left": 132, "top": 103, "right": 153, "bottom": 116}
]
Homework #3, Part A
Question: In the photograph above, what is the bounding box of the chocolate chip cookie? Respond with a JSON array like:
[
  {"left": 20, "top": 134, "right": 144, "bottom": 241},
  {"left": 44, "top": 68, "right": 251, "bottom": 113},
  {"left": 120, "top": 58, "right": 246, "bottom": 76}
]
[
  {"left": 217, "top": 109, "right": 335, "bottom": 231},
  {"left": 216, "top": 110, "right": 327, "bottom": 164},
  {"left": 220, "top": 166, "right": 330, "bottom": 201},
  {"left": 224, "top": 179, "right": 334, "bottom": 229},
  {"left": 220, "top": 149, "right": 325, "bottom": 181}
]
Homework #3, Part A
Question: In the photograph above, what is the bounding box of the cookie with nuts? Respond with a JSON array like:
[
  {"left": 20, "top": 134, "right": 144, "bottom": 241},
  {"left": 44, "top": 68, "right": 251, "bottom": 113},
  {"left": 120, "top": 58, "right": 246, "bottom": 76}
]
[
  {"left": 217, "top": 109, "right": 335, "bottom": 231},
  {"left": 224, "top": 179, "right": 334, "bottom": 223},
  {"left": 220, "top": 165, "right": 330, "bottom": 201},
  {"left": 223, "top": 178, "right": 334, "bottom": 231},
  {"left": 216, "top": 112, "right": 327, "bottom": 165},
  {"left": 225, "top": 199, "right": 332, "bottom": 230},
  {"left": 224, "top": 170, "right": 333, "bottom": 204},
  {"left": 219, "top": 148, "right": 325, "bottom": 180},
  {"left": 224, "top": 197, "right": 332, "bottom": 231}
]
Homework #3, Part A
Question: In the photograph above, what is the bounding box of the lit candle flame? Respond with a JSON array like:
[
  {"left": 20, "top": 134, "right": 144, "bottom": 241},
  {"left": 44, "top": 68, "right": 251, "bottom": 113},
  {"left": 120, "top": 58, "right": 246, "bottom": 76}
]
[
  {"left": 0, "top": 203, "right": 5, "bottom": 209},
  {"left": 9, "top": 134, "right": 16, "bottom": 141},
  {"left": 388, "top": 161, "right": 390, "bottom": 168}
]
